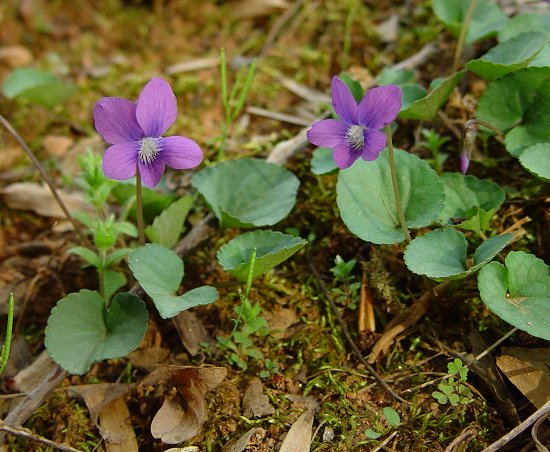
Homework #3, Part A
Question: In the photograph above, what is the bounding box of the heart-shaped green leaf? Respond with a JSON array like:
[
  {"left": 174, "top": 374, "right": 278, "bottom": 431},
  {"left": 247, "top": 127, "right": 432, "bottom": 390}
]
[
  {"left": 399, "top": 71, "right": 465, "bottom": 120},
  {"left": 104, "top": 269, "right": 126, "bottom": 302},
  {"left": 311, "top": 147, "right": 338, "bottom": 175},
  {"left": 433, "top": 0, "right": 507, "bottom": 45},
  {"left": 2, "top": 67, "right": 75, "bottom": 108},
  {"left": 337, "top": 149, "right": 445, "bottom": 244},
  {"left": 466, "top": 32, "right": 548, "bottom": 80},
  {"left": 404, "top": 229, "right": 514, "bottom": 279},
  {"left": 192, "top": 158, "right": 300, "bottom": 228},
  {"left": 217, "top": 230, "right": 307, "bottom": 281},
  {"left": 498, "top": 14, "right": 550, "bottom": 68},
  {"left": 478, "top": 251, "right": 550, "bottom": 340},
  {"left": 518, "top": 143, "right": 550, "bottom": 182},
  {"left": 45, "top": 290, "right": 148, "bottom": 375},
  {"left": 129, "top": 244, "right": 217, "bottom": 318},
  {"left": 438, "top": 173, "right": 505, "bottom": 224},
  {"left": 145, "top": 195, "right": 193, "bottom": 248},
  {"left": 477, "top": 67, "right": 550, "bottom": 156}
]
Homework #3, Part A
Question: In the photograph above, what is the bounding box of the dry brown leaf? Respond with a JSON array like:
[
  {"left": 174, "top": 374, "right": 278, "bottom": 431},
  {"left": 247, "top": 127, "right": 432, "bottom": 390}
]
[
  {"left": 141, "top": 366, "right": 227, "bottom": 444},
  {"left": 0, "top": 182, "right": 92, "bottom": 218},
  {"left": 128, "top": 346, "right": 170, "bottom": 372},
  {"left": 98, "top": 397, "right": 138, "bottom": 452},
  {"left": 279, "top": 410, "right": 314, "bottom": 452},
  {"left": 230, "top": 0, "right": 289, "bottom": 18},
  {"left": 285, "top": 394, "right": 320, "bottom": 412},
  {"left": 172, "top": 310, "right": 214, "bottom": 356},
  {"left": 42, "top": 135, "right": 74, "bottom": 158},
  {"left": 65, "top": 383, "right": 131, "bottom": 425},
  {"left": 264, "top": 307, "right": 299, "bottom": 339},
  {"left": 0, "top": 45, "right": 33, "bottom": 67},
  {"left": 497, "top": 347, "right": 550, "bottom": 409},
  {"left": 242, "top": 378, "right": 275, "bottom": 418}
]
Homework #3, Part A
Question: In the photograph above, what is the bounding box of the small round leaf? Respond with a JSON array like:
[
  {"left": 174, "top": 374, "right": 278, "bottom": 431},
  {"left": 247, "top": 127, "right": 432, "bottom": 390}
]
[
  {"left": 45, "top": 290, "right": 148, "bottom": 374},
  {"left": 192, "top": 158, "right": 300, "bottom": 228},
  {"left": 478, "top": 251, "right": 550, "bottom": 340},
  {"left": 337, "top": 149, "right": 444, "bottom": 244},
  {"left": 518, "top": 143, "right": 550, "bottom": 182}
]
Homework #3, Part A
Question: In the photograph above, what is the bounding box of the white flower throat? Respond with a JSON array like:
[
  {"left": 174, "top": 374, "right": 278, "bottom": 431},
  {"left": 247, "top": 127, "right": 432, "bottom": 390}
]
[
  {"left": 138, "top": 137, "right": 160, "bottom": 164},
  {"left": 346, "top": 125, "right": 365, "bottom": 151}
]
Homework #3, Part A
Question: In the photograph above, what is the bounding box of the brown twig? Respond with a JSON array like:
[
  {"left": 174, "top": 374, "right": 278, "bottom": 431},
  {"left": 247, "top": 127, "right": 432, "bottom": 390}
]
[
  {"left": 0, "top": 421, "right": 83, "bottom": 452},
  {"left": 482, "top": 400, "right": 550, "bottom": 452},
  {"left": 444, "top": 426, "right": 479, "bottom": 452},
  {"left": 0, "top": 113, "right": 86, "bottom": 243},
  {"left": 307, "top": 255, "right": 407, "bottom": 404}
]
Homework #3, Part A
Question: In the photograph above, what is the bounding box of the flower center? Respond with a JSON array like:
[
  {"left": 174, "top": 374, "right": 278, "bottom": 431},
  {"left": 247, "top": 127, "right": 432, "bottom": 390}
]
[
  {"left": 138, "top": 137, "right": 160, "bottom": 164},
  {"left": 346, "top": 125, "right": 365, "bottom": 151}
]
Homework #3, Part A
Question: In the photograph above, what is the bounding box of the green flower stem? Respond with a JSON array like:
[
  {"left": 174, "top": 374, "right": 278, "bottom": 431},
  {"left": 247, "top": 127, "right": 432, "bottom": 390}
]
[
  {"left": 453, "top": 0, "right": 478, "bottom": 72},
  {"left": 135, "top": 167, "right": 145, "bottom": 246},
  {"left": 0, "top": 293, "right": 14, "bottom": 375},
  {"left": 385, "top": 125, "right": 411, "bottom": 243},
  {"left": 99, "top": 250, "right": 106, "bottom": 300}
]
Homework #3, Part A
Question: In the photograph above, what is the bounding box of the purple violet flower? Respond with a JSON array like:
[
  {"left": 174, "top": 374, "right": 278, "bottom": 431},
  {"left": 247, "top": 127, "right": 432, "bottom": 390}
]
[
  {"left": 94, "top": 77, "right": 203, "bottom": 188},
  {"left": 306, "top": 76, "right": 402, "bottom": 169}
]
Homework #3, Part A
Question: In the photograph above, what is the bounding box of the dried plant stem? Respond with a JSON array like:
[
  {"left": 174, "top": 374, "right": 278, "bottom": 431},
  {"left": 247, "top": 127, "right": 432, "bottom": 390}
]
[
  {"left": 135, "top": 167, "right": 145, "bottom": 246},
  {"left": 385, "top": 125, "right": 411, "bottom": 243},
  {"left": 0, "top": 113, "right": 86, "bottom": 242},
  {"left": 452, "top": 0, "right": 478, "bottom": 72}
]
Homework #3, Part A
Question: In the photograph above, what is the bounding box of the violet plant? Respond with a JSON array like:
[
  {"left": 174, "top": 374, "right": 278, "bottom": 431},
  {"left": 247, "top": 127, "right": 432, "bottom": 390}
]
[{"left": 306, "top": 0, "right": 550, "bottom": 344}]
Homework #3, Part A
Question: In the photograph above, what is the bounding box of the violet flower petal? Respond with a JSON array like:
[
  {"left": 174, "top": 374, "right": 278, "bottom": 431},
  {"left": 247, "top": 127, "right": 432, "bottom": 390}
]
[
  {"left": 136, "top": 77, "right": 177, "bottom": 137},
  {"left": 102, "top": 142, "right": 139, "bottom": 180},
  {"left": 331, "top": 76, "right": 357, "bottom": 124},
  {"left": 138, "top": 160, "right": 165, "bottom": 188},
  {"left": 160, "top": 136, "right": 203, "bottom": 169},
  {"left": 333, "top": 142, "right": 360, "bottom": 169},
  {"left": 94, "top": 98, "right": 143, "bottom": 144},
  {"left": 356, "top": 85, "right": 402, "bottom": 129},
  {"left": 306, "top": 119, "right": 349, "bottom": 148},
  {"left": 362, "top": 129, "right": 387, "bottom": 161}
]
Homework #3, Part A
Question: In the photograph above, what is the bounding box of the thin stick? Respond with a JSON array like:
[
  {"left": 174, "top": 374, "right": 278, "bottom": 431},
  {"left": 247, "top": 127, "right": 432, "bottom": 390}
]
[
  {"left": 385, "top": 125, "right": 411, "bottom": 243},
  {"left": 472, "top": 327, "right": 517, "bottom": 364},
  {"left": 135, "top": 167, "right": 145, "bottom": 246},
  {"left": 308, "top": 255, "right": 407, "bottom": 404},
  {"left": 0, "top": 114, "right": 86, "bottom": 242},
  {"left": 453, "top": 0, "right": 478, "bottom": 72},
  {"left": 0, "top": 421, "right": 83, "bottom": 452},
  {"left": 482, "top": 400, "right": 550, "bottom": 452}
]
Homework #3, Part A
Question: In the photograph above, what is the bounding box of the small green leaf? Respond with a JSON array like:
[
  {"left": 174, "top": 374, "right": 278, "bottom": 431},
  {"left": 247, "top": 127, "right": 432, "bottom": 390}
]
[
  {"left": 112, "top": 221, "right": 138, "bottom": 237},
  {"left": 448, "top": 358, "right": 462, "bottom": 375},
  {"left": 112, "top": 183, "right": 176, "bottom": 223},
  {"left": 69, "top": 246, "right": 100, "bottom": 268},
  {"left": 365, "top": 429, "right": 382, "bottom": 440},
  {"left": 104, "top": 248, "right": 132, "bottom": 268},
  {"left": 145, "top": 195, "right": 193, "bottom": 248},
  {"left": 377, "top": 68, "right": 416, "bottom": 85},
  {"left": 518, "top": 143, "right": 550, "bottom": 182},
  {"left": 477, "top": 67, "right": 550, "bottom": 156},
  {"left": 498, "top": 14, "right": 550, "bottom": 67},
  {"left": 433, "top": 0, "right": 507, "bottom": 45},
  {"left": 337, "top": 149, "right": 444, "bottom": 244},
  {"left": 129, "top": 244, "right": 183, "bottom": 297},
  {"left": 399, "top": 71, "right": 465, "bottom": 120},
  {"left": 151, "top": 286, "right": 219, "bottom": 319},
  {"left": 2, "top": 67, "right": 75, "bottom": 108},
  {"left": 103, "top": 269, "right": 126, "bottom": 302},
  {"left": 459, "top": 367, "right": 469, "bottom": 381},
  {"left": 192, "top": 158, "right": 300, "bottom": 228},
  {"left": 45, "top": 290, "right": 148, "bottom": 375},
  {"left": 466, "top": 32, "right": 548, "bottom": 80},
  {"left": 438, "top": 173, "right": 505, "bottom": 224},
  {"left": 471, "top": 234, "right": 514, "bottom": 271},
  {"left": 478, "top": 251, "right": 550, "bottom": 340},
  {"left": 311, "top": 147, "right": 338, "bottom": 175},
  {"left": 457, "top": 208, "right": 497, "bottom": 236},
  {"left": 404, "top": 228, "right": 468, "bottom": 279},
  {"left": 217, "top": 230, "right": 307, "bottom": 281},
  {"left": 382, "top": 407, "right": 401, "bottom": 428},
  {"left": 432, "top": 391, "right": 448, "bottom": 404},
  {"left": 448, "top": 394, "right": 460, "bottom": 406},
  {"left": 399, "top": 84, "right": 427, "bottom": 111}
]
